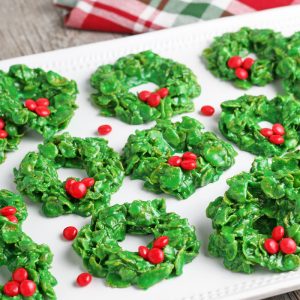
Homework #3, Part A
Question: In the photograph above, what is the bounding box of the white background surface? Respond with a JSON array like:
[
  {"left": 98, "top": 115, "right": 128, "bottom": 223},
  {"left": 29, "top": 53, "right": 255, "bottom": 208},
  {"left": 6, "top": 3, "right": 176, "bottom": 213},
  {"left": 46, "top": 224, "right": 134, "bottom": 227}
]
[{"left": 0, "top": 6, "right": 300, "bottom": 300}]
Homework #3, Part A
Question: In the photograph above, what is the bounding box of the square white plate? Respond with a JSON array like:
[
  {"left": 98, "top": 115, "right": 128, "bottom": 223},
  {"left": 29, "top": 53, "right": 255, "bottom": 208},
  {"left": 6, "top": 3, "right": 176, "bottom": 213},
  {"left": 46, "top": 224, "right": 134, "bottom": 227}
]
[{"left": 1, "top": 5, "right": 300, "bottom": 300}]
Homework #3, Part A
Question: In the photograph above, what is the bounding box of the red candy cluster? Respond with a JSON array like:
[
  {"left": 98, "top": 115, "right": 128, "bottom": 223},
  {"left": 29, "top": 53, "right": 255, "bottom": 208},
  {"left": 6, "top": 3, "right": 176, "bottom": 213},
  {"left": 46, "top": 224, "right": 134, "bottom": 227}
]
[
  {"left": 0, "top": 206, "right": 18, "bottom": 223},
  {"left": 260, "top": 123, "right": 285, "bottom": 145},
  {"left": 227, "top": 56, "right": 255, "bottom": 80},
  {"left": 3, "top": 268, "right": 36, "bottom": 297},
  {"left": 0, "top": 117, "right": 9, "bottom": 139},
  {"left": 24, "top": 98, "right": 51, "bottom": 117},
  {"left": 138, "top": 87, "right": 169, "bottom": 107},
  {"left": 138, "top": 236, "right": 169, "bottom": 264},
  {"left": 264, "top": 226, "right": 297, "bottom": 255},
  {"left": 65, "top": 177, "right": 95, "bottom": 199},
  {"left": 168, "top": 152, "right": 197, "bottom": 171}
]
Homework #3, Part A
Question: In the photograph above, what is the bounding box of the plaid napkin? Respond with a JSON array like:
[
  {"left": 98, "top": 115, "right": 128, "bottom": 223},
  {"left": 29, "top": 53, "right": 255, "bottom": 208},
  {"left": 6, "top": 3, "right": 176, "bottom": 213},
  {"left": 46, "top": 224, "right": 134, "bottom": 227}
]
[{"left": 54, "top": 0, "right": 300, "bottom": 33}]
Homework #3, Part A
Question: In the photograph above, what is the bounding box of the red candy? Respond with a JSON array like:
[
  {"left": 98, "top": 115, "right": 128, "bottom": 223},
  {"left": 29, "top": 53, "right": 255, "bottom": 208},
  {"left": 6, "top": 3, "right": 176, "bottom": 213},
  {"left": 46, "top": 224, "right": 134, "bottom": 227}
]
[
  {"left": 3, "top": 281, "right": 20, "bottom": 297},
  {"left": 157, "top": 88, "right": 169, "bottom": 98},
  {"left": 181, "top": 159, "right": 197, "bottom": 171},
  {"left": 20, "top": 280, "right": 36, "bottom": 297},
  {"left": 200, "top": 105, "right": 215, "bottom": 116},
  {"left": 6, "top": 215, "right": 18, "bottom": 223},
  {"left": 98, "top": 124, "right": 112, "bottom": 135},
  {"left": 272, "top": 123, "right": 285, "bottom": 136},
  {"left": 260, "top": 128, "right": 273, "bottom": 137},
  {"left": 227, "top": 56, "right": 243, "bottom": 69},
  {"left": 0, "top": 129, "right": 8, "bottom": 139},
  {"left": 182, "top": 152, "right": 197, "bottom": 161},
  {"left": 65, "top": 178, "right": 76, "bottom": 192},
  {"left": 147, "top": 248, "right": 164, "bottom": 264},
  {"left": 242, "top": 57, "right": 255, "bottom": 70},
  {"left": 153, "top": 236, "right": 169, "bottom": 249},
  {"left": 147, "top": 93, "right": 161, "bottom": 107},
  {"left": 0, "top": 206, "right": 17, "bottom": 216},
  {"left": 235, "top": 67, "right": 248, "bottom": 80},
  {"left": 138, "top": 90, "right": 151, "bottom": 102},
  {"left": 0, "top": 118, "right": 5, "bottom": 129},
  {"left": 81, "top": 177, "right": 95, "bottom": 188},
  {"left": 63, "top": 226, "right": 78, "bottom": 241},
  {"left": 13, "top": 268, "right": 28, "bottom": 283},
  {"left": 272, "top": 226, "right": 285, "bottom": 242},
  {"left": 36, "top": 98, "right": 50, "bottom": 107},
  {"left": 77, "top": 273, "right": 92, "bottom": 287},
  {"left": 264, "top": 238, "right": 279, "bottom": 255},
  {"left": 280, "top": 238, "right": 297, "bottom": 254},
  {"left": 68, "top": 182, "right": 87, "bottom": 199},
  {"left": 138, "top": 246, "right": 149, "bottom": 259},
  {"left": 24, "top": 99, "right": 37, "bottom": 111},
  {"left": 35, "top": 106, "right": 51, "bottom": 117},
  {"left": 167, "top": 156, "right": 182, "bottom": 167},
  {"left": 269, "top": 135, "right": 284, "bottom": 145}
]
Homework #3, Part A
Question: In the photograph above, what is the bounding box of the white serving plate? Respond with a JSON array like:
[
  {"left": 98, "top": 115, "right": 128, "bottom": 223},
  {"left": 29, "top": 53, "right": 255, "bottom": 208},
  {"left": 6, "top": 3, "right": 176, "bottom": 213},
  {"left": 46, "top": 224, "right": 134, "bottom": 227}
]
[{"left": 1, "top": 5, "right": 300, "bottom": 300}]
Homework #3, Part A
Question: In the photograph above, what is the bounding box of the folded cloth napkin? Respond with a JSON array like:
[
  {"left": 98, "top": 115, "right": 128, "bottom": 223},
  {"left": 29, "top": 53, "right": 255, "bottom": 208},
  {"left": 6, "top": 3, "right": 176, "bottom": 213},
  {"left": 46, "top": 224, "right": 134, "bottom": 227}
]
[{"left": 54, "top": 0, "right": 300, "bottom": 33}]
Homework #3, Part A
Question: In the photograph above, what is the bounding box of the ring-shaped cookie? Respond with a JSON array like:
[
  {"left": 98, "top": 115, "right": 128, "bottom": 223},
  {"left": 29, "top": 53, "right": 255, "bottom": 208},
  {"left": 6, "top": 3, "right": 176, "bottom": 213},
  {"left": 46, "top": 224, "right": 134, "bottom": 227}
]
[
  {"left": 122, "top": 116, "right": 237, "bottom": 199},
  {"left": 90, "top": 50, "right": 201, "bottom": 124},
  {"left": 219, "top": 94, "right": 300, "bottom": 157},
  {"left": 203, "top": 27, "right": 287, "bottom": 89},
  {"left": 14, "top": 133, "right": 124, "bottom": 217},
  {"left": 73, "top": 198, "right": 200, "bottom": 289},
  {"left": 207, "top": 152, "right": 300, "bottom": 273},
  {"left": 0, "top": 65, "right": 78, "bottom": 139}
]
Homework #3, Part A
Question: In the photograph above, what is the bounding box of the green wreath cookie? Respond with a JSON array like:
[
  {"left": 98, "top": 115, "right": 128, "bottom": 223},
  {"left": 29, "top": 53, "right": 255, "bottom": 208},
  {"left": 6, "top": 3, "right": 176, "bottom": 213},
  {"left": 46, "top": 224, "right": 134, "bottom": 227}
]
[
  {"left": 0, "top": 65, "right": 78, "bottom": 138},
  {"left": 122, "top": 116, "right": 237, "bottom": 199},
  {"left": 0, "top": 190, "right": 57, "bottom": 299},
  {"left": 73, "top": 198, "right": 200, "bottom": 289},
  {"left": 90, "top": 50, "right": 201, "bottom": 124},
  {"left": 206, "top": 151, "right": 300, "bottom": 273},
  {"left": 219, "top": 94, "right": 300, "bottom": 157},
  {"left": 276, "top": 32, "right": 300, "bottom": 99},
  {"left": 203, "top": 27, "right": 286, "bottom": 89},
  {"left": 14, "top": 132, "right": 124, "bottom": 217}
]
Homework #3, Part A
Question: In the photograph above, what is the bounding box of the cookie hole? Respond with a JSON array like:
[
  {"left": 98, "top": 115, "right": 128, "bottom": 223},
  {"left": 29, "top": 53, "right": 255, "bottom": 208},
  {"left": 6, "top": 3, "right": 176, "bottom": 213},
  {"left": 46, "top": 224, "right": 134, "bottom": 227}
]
[
  {"left": 0, "top": 266, "right": 11, "bottom": 285},
  {"left": 253, "top": 216, "right": 277, "bottom": 235},
  {"left": 129, "top": 82, "right": 159, "bottom": 95},
  {"left": 258, "top": 121, "right": 273, "bottom": 129},
  {"left": 57, "top": 168, "right": 88, "bottom": 182},
  {"left": 119, "top": 234, "right": 154, "bottom": 252}
]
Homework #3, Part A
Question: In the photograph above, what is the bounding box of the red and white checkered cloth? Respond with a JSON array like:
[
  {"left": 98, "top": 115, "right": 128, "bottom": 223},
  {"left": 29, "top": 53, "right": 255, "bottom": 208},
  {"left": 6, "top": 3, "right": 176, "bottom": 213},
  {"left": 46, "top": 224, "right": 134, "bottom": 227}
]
[{"left": 54, "top": 0, "right": 300, "bottom": 34}]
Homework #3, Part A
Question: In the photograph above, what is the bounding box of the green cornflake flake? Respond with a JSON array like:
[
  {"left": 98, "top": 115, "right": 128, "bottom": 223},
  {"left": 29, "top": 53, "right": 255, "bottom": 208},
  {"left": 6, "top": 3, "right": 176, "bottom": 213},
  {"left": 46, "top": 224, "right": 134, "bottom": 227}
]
[
  {"left": 90, "top": 50, "right": 201, "bottom": 124},
  {"left": 122, "top": 116, "right": 237, "bottom": 199},
  {"left": 219, "top": 94, "right": 300, "bottom": 157},
  {"left": 73, "top": 199, "right": 200, "bottom": 289},
  {"left": 206, "top": 151, "right": 300, "bottom": 273},
  {"left": 0, "top": 190, "right": 57, "bottom": 299},
  {"left": 14, "top": 132, "right": 124, "bottom": 217}
]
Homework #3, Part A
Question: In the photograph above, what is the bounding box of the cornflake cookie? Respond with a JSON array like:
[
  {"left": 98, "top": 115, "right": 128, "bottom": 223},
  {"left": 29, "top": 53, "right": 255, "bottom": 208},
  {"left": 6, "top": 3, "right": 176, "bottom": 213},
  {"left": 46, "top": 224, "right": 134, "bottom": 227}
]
[
  {"left": 73, "top": 198, "right": 200, "bottom": 289},
  {"left": 207, "top": 151, "right": 300, "bottom": 273},
  {"left": 90, "top": 50, "right": 201, "bottom": 124},
  {"left": 122, "top": 116, "right": 237, "bottom": 199},
  {"left": 14, "top": 133, "right": 124, "bottom": 217}
]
